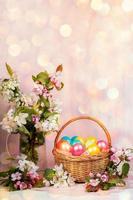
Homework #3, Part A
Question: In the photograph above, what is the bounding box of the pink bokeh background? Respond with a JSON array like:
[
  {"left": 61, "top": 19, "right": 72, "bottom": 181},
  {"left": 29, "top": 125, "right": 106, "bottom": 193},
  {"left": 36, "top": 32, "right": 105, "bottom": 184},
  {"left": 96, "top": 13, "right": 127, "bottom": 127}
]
[{"left": 0, "top": 0, "right": 133, "bottom": 169}]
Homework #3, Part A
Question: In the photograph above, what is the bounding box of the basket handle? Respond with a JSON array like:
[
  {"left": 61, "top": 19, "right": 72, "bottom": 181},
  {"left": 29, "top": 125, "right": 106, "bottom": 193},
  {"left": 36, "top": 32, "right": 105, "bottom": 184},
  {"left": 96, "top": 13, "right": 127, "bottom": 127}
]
[{"left": 54, "top": 116, "right": 111, "bottom": 149}]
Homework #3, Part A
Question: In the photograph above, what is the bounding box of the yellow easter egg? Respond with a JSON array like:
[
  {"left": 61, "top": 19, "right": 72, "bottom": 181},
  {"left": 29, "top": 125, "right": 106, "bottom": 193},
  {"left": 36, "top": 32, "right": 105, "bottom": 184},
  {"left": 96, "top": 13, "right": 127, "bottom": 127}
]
[
  {"left": 77, "top": 136, "right": 85, "bottom": 145},
  {"left": 87, "top": 145, "right": 100, "bottom": 156},
  {"left": 85, "top": 136, "right": 97, "bottom": 148}
]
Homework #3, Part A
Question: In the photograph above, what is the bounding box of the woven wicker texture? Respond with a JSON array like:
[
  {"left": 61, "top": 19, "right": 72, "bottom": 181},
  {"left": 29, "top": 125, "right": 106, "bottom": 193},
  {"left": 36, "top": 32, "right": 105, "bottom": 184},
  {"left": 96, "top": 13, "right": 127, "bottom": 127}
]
[{"left": 53, "top": 116, "right": 111, "bottom": 182}]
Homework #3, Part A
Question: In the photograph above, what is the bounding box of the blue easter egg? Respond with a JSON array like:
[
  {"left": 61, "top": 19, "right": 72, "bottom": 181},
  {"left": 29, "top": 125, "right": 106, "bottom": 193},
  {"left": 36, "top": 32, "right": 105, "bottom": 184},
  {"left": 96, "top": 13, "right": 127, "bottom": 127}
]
[
  {"left": 61, "top": 136, "right": 71, "bottom": 143},
  {"left": 71, "top": 136, "right": 78, "bottom": 141},
  {"left": 70, "top": 139, "right": 81, "bottom": 146}
]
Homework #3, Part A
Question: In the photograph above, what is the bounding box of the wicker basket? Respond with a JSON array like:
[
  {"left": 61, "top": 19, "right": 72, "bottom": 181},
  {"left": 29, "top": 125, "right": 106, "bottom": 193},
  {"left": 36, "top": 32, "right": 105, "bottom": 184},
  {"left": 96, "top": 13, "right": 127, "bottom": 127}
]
[{"left": 53, "top": 116, "right": 111, "bottom": 183}]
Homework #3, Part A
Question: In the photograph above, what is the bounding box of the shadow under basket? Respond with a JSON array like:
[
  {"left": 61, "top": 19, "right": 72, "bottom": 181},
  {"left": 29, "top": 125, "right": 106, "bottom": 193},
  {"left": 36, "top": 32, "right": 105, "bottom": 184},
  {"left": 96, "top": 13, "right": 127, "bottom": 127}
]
[{"left": 53, "top": 116, "right": 111, "bottom": 183}]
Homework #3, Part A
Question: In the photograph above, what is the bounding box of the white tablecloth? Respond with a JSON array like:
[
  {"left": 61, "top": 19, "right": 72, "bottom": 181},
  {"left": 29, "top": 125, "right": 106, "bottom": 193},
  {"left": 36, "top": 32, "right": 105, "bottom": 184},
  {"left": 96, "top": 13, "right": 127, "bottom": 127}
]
[{"left": 0, "top": 176, "right": 133, "bottom": 200}]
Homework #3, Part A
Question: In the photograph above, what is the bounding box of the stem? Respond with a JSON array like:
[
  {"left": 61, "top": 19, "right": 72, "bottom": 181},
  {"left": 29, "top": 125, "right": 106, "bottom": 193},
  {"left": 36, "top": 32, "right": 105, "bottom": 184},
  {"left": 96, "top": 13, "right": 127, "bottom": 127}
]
[
  {"left": 20, "top": 133, "right": 38, "bottom": 164},
  {"left": 30, "top": 133, "right": 38, "bottom": 164}
]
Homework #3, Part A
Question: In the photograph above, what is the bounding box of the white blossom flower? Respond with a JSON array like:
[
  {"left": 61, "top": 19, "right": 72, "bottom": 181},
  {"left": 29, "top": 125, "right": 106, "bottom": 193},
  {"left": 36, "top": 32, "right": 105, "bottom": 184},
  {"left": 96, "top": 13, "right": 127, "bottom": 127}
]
[
  {"left": 7, "top": 109, "right": 15, "bottom": 118},
  {"left": 17, "top": 155, "right": 39, "bottom": 172},
  {"left": 110, "top": 154, "right": 120, "bottom": 165},
  {"left": 67, "top": 175, "right": 75, "bottom": 186},
  {"left": 14, "top": 113, "right": 28, "bottom": 127},
  {"left": 54, "top": 164, "right": 64, "bottom": 177},
  {"left": 125, "top": 149, "right": 133, "bottom": 160},
  {"left": 0, "top": 78, "right": 22, "bottom": 104},
  {"left": 49, "top": 99, "right": 62, "bottom": 113},
  {"left": 17, "top": 154, "right": 27, "bottom": 160},
  {"left": 42, "top": 115, "right": 59, "bottom": 132},
  {"left": 27, "top": 161, "right": 39, "bottom": 173},
  {"left": 33, "top": 84, "right": 44, "bottom": 96},
  {"left": 21, "top": 94, "right": 36, "bottom": 106},
  {"left": 11, "top": 172, "right": 22, "bottom": 181},
  {"left": 89, "top": 179, "right": 100, "bottom": 187},
  {"left": 45, "top": 164, "right": 75, "bottom": 188},
  {"left": 43, "top": 179, "right": 50, "bottom": 187},
  {"left": 54, "top": 178, "right": 68, "bottom": 188},
  {"left": 35, "top": 122, "right": 43, "bottom": 132},
  {"left": 0, "top": 109, "right": 17, "bottom": 133},
  {"left": 115, "top": 150, "right": 123, "bottom": 157},
  {"left": 17, "top": 159, "right": 29, "bottom": 171}
]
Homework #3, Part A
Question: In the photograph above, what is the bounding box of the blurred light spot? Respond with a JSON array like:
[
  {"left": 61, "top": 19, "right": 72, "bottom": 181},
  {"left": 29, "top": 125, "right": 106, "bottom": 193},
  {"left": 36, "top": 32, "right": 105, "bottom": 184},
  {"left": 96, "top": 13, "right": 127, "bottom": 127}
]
[
  {"left": 59, "top": 24, "right": 72, "bottom": 37},
  {"left": 78, "top": 106, "right": 86, "bottom": 114},
  {"left": 131, "top": 24, "right": 133, "bottom": 32},
  {"left": 91, "top": 0, "right": 110, "bottom": 15},
  {"left": 76, "top": 0, "right": 90, "bottom": 6},
  {"left": 0, "top": 26, "right": 8, "bottom": 37},
  {"left": 49, "top": 0, "right": 62, "bottom": 6},
  {"left": 34, "top": 14, "right": 47, "bottom": 27},
  {"left": 89, "top": 87, "right": 99, "bottom": 97},
  {"left": 32, "top": 34, "right": 43, "bottom": 46},
  {"left": 95, "top": 78, "right": 108, "bottom": 90},
  {"left": 37, "top": 53, "right": 50, "bottom": 66},
  {"left": 96, "top": 31, "right": 107, "bottom": 39},
  {"left": 25, "top": 10, "right": 35, "bottom": 23},
  {"left": 99, "top": 3, "right": 110, "bottom": 15},
  {"left": 107, "top": 88, "right": 119, "bottom": 100},
  {"left": 91, "top": 0, "right": 103, "bottom": 11},
  {"left": 50, "top": 16, "right": 61, "bottom": 29},
  {"left": 19, "top": 62, "right": 31, "bottom": 73},
  {"left": 8, "top": 44, "right": 21, "bottom": 56},
  {"left": 74, "top": 45, "right": 86, "bottom": 59},
  {"left": 119, "top": 190, "right": 131, "bottom": 200},
  {"left": 119, "top": 30, "right": 131, "bottom": 42},
  {"left": 39, "top": 62, "right": 55, "bottom": 73},
  {"left": 122, "top": 0, "right": 133, "bottom": 12},
  {"left": 20, "top": 40, "right": 30, "bottom": 52},
  {"left": 7, "top": 7, "right": 21, "bottom": 21},
  {"left": 6, "top": 35, "right": 18, "bottom": 45}
]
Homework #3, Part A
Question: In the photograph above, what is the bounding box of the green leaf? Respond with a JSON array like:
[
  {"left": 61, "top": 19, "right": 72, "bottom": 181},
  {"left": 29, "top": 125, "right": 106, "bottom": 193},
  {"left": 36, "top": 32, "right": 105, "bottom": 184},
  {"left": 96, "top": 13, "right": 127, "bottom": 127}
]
[
  {"left": 15, "top": 106, "right": 37, "bottom": 117},
  {"left": 41, "top": 97, "right": 50, "bottom": 108},
  {"left": 6, "top": 63, "right": 14, "bottom": 77},
  {"left": 56, "top": 64, "right": 63, "bottom": 72},
  {"left": 122, "top": 163, "right": 130, "bottom": 178},
  {"left": 102, "top": 182, "right": 115, "bottom": 190},
  {"left": 32, "top": 71, "right": 49, "bottom": 85},
  {"left": 0, "top": 171, "right": 8, "bottom": 177},
  {"left": 28, "top": 148, "right": 38, "bottom": 164},
  {"left": 107, "top": 176, "right": 125, "bottom": 187},
  {"left": 17, "top": 125, "right": 31, "bottom": 137},
  {"left": 44, "top": 168, "right": 56, "bottom": 181},
  {"left": 34, "top": 180, "right": 44, "bottom": 188},
  {"left": 8, "top": 167, "right": 17, "bottom": 174},
  {"left": 85, "top": 177, "right": 90, "bottom": 183},
  {"left": 32, "top": 75, "right": 37, "bottom": 82},
  {"left": 44, "top": 111, "right": 58, "bottom": 119}
]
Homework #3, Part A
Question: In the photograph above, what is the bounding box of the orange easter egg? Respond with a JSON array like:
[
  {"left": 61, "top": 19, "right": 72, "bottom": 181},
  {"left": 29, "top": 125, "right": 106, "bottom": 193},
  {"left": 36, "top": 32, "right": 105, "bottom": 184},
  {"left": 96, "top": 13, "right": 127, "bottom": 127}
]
[{"left": 56, "top": 140, "right": 71, "bottom": 152}]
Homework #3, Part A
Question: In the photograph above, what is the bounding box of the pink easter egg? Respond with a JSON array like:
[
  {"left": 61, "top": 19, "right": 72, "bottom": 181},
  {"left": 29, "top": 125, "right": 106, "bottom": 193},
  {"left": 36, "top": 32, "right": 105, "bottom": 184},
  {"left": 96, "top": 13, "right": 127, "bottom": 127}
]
[
  {"left": 71, "top": 143, "right": 84, "bottom": 156},
  {"left": 97, "top": 140, "right": 109, "bottom": 152}
]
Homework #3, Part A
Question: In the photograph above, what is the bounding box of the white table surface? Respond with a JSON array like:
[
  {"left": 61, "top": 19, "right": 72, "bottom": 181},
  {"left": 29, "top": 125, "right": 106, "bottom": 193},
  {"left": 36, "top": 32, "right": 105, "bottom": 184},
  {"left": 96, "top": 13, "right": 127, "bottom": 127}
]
[{"left": 0, "top": 176, "right": 133, "bottom": 200}]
